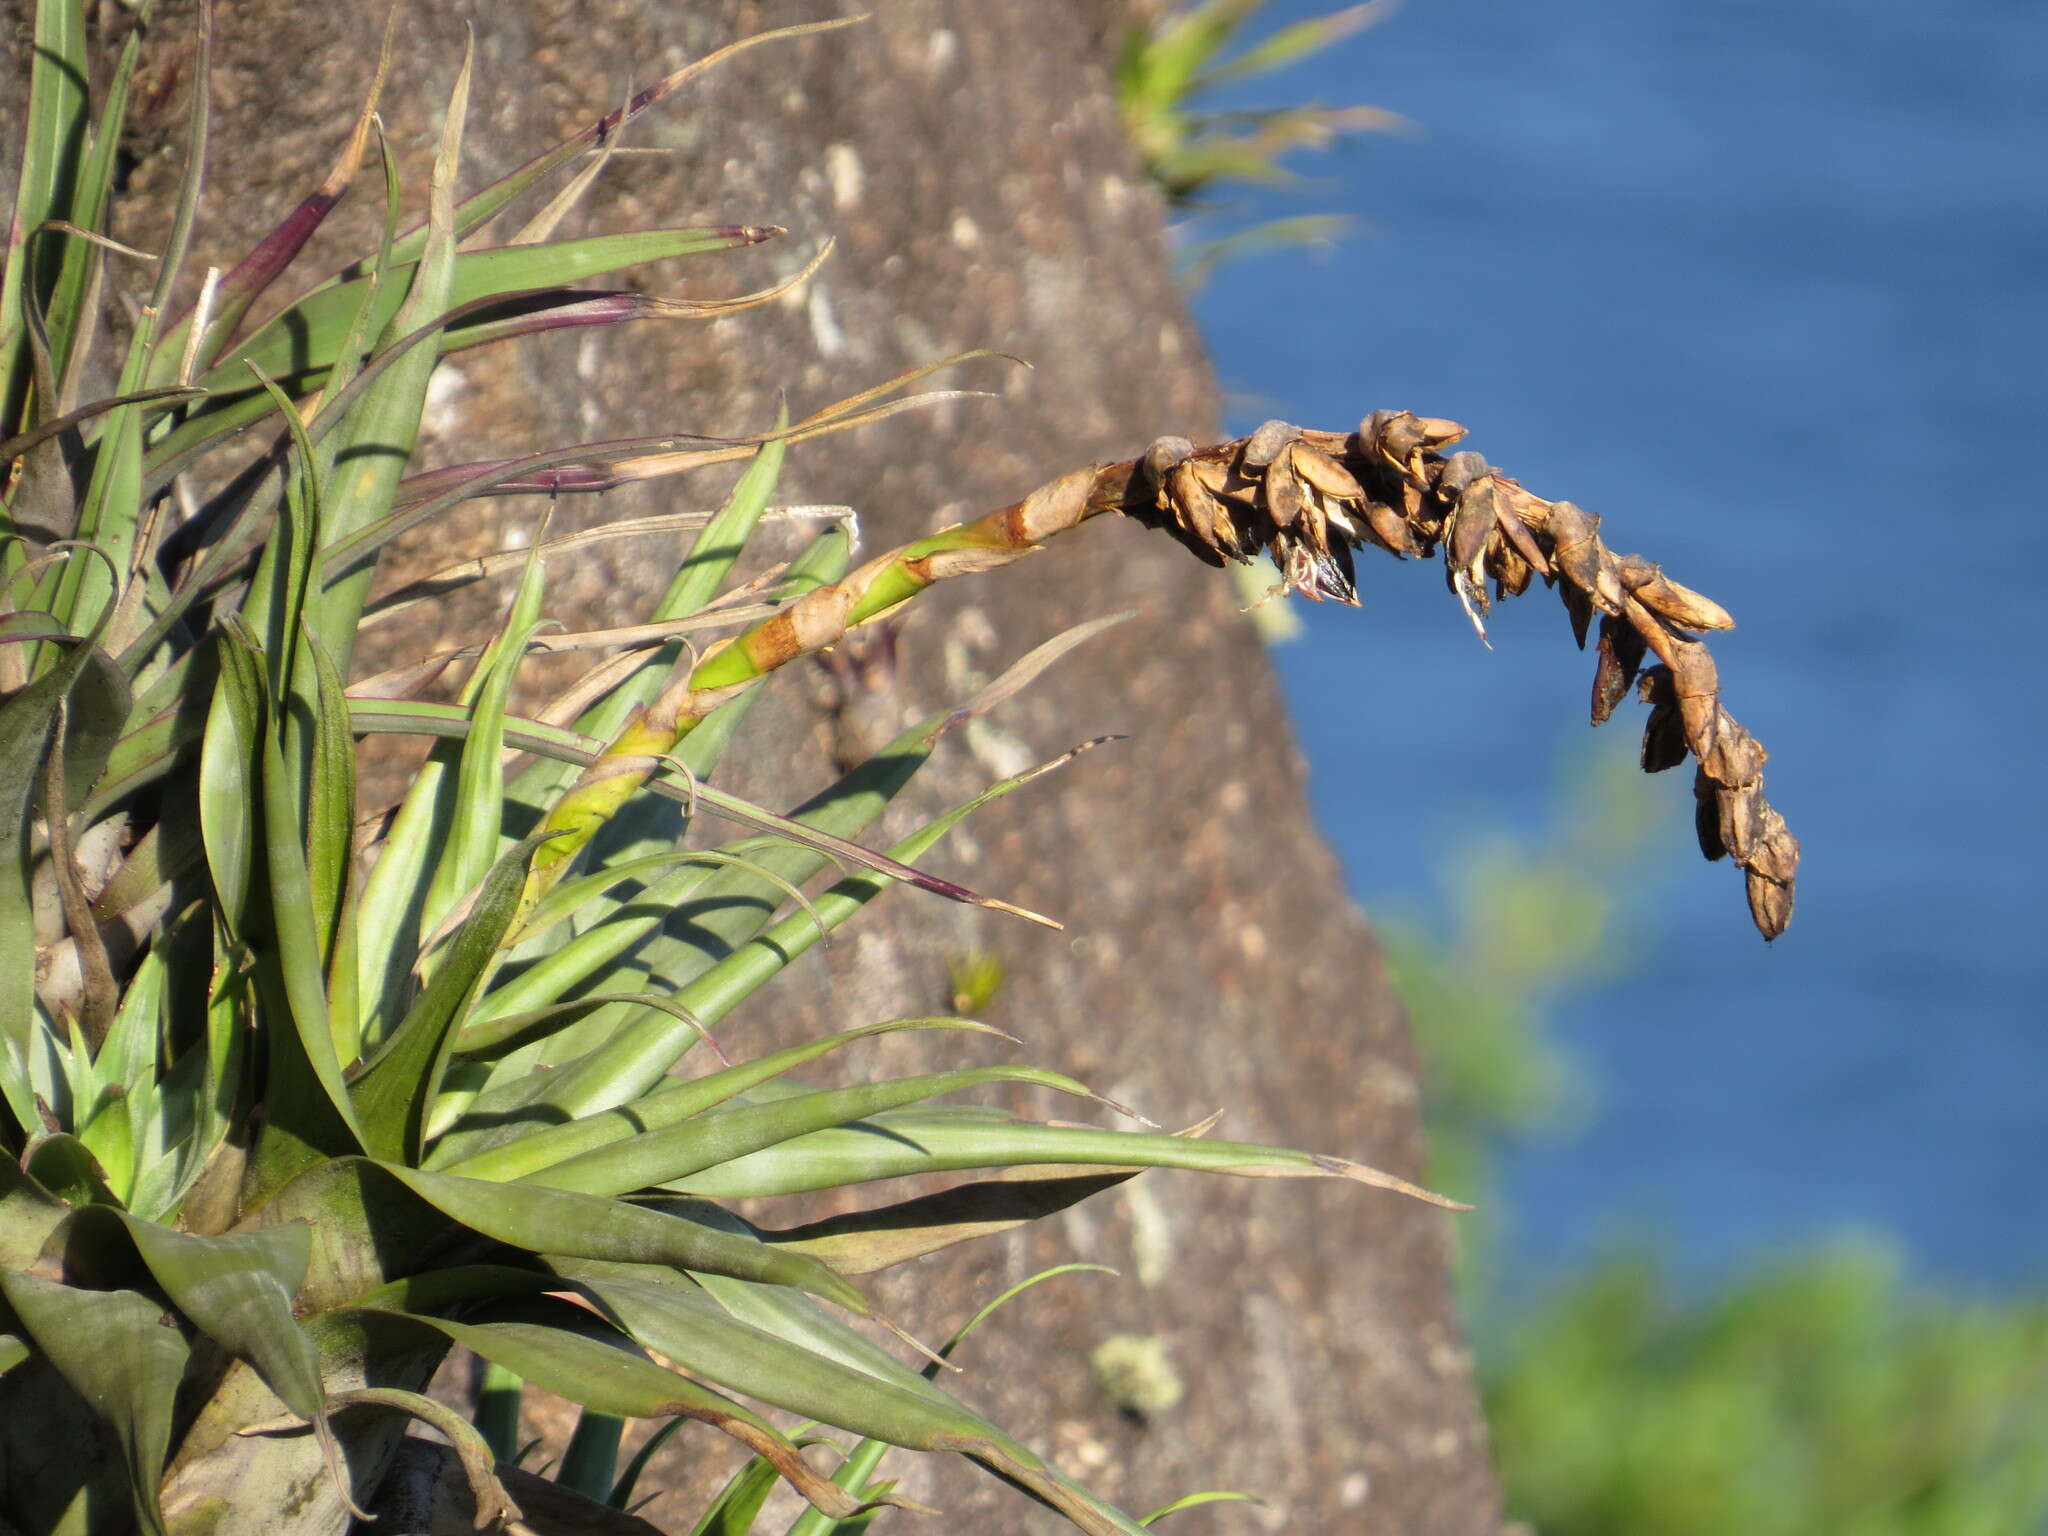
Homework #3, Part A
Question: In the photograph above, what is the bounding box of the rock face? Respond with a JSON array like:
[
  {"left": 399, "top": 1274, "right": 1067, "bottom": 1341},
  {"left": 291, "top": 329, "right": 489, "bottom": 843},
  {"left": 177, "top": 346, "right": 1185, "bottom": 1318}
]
[{"left": 6, "top": 1, "right": 1502, "bottom": 1529}]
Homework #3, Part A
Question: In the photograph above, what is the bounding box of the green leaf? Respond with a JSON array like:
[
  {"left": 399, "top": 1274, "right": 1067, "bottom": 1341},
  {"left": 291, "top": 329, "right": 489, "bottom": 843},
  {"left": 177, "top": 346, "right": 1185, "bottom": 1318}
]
[
  {"left": 54, "top": 644, "right": 132, "bottom": 809},
  {"left": 674, "top": 1113, "right": 1462, "bottom": 1208},
  {"left": 558, "top": 1409, "right": 626, "bottom": 1502},
  {"left": 197, "top": 631, "right": 263, "bottom": 942},
  {"left": 435, "top": 1019, "right": 1003, "bottom": 1180},
  {"left": 552, "top": 1259, "right": 1149, "bottom": 1536},
  {"left": 373, "top": 1162, "right": 870, "bottom": 1314},
  {"left": 350, "top": 835, "right": 544, "bottom": 1164},
  {"left": 768, "top": 1170, "right": 1140, "bottom": 1276},
  {"left": 179, "top": 227, "right": 771, "bottom": 399},
  {"left": 447, "top": 990, "right": 716, "bottom": 1064},
  {"left": 0, "top": 629, "right": 120, "bottom": 1070},
  {"left": 341, "top": 1299, "right": 892, "bottom": 1525},
  {"left": 683, "top": 1449, "right": 780, "bottom": 1534},
  {"left": 301, "top": 628, "right": 359, "bottom": 1046},
  {"left": 0, "top": 0, "right": 88, "bottom": 429},
  {"left": 116, "top": 1215, "right": 322, "bottom": 1422},
  {"left": 573, "top": 412, "right": 791, "bottom": 779},
  {"left": 472, "top": 718, "right": 948, "bottom": 1127},
  {"left": 1141, "top": 1490, "right": 1262, "bottom": 1525},
  {"left": 785, "top": 1265, "right": 1115, "bottom": 1536},
  {"left": 0, "top": 1272, "right": 192, "bottom": 1536},
  {"left": 303, "top": 35, "right": 470, "bottom": 669},
  {"left": 420, "top": 524, "right": 548, "bottom": 940},
  {"left": 24, "top": 1133, "right": 122, "bottom": 1208},
  {"left": 0, "top": 1158, "right": 72, "bottom": 1267},
  {"left": 234, "top": 619, "right": 368, "bottom": 1205},
  {"left": 523, "top": 1066, "right": 1102, "bottom": 1199}
]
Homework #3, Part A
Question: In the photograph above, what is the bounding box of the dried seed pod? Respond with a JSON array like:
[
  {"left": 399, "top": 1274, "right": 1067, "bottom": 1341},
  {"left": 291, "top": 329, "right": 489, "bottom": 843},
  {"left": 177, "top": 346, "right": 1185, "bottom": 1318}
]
[
  {"left": 1241, "top": 419, "right": 1302, "bottom": 469},
  {"left": 1293, "top": 443, "right": 1366, "bottom": 503},
  {"left": 1700, "top": 708, "right": 1767, "bottom": 788},
  {"left": 1717, "top": 783, "right": 1764, "bottom": 865},
  {"left": 1492, "top": 539, "right": 1534, "bottom": 598},
  {"left": 1437, "top": 451, "right": 1492, "bottom": 499},
  {"left": 1638, "top": 667, "right": 1689, "bottom": 772},
  {"left": 1363, "top": 499, "right": 1418, "bottom": 556},
  {"left": 1591, "top": 614, "right": 1647, "bottom": 725},
  {"left": 1262, "top": 446, "right": 1307, "bottom": 529},
  {"left": 1143, "top": 436, "right": 1195, "bottom": 497},
  {"left": 1747, "top": 801, "right": 1800, "bottom": 884},
  {"left": 1447, "top": 476, "right": 1501, "bottom": 573},
  {"left": 1635, "top": 573, "right": 1736, "bottom": 632},
  {"left": 1166, "top": 460, "right": 1227, "bottom": 563},
  {"left": 1548, "top": 500, "right": 1612, "bottom": 608},
  {"left": 1668, "top": 643, "right": 1721, "bottom": 761},
  {"left": 1614, "top": 553, "right": 1660, "bottom": 588},
  {"left": 1746, "top": 867, "right": 1796, "bottom": 941},
  {"left": 1561, "top": 580, "right": 1596, "bottom": 650},
  {"left": 1693, "top": 767, "right": 1727, "bottom": 861},
  {"left": 1492, "top": 491, "right": 1553, "bottom": 578}
]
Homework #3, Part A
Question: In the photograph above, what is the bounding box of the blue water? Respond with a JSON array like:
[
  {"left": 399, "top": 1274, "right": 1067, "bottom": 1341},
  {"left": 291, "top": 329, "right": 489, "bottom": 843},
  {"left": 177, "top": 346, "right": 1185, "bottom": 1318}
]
[{"left": 1194, "top": 0, "right": 2048, "bottom": 1290}]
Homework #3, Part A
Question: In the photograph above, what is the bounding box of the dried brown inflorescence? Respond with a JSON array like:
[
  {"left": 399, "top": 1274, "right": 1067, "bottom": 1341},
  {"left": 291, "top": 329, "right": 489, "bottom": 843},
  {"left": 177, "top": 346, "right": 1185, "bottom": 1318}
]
[
  {"left": 553, "top": 411, "right": 1795, "bottom": 939},
  {"left": 1091, "top": 412, "right": 1799, "bottom": 940}
]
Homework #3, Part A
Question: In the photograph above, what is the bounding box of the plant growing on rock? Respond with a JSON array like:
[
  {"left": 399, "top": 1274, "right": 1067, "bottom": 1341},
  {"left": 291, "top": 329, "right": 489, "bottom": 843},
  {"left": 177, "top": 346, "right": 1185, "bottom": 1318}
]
[{"left": 1, "top": 5, "right": 1798, "bottom": 1534}]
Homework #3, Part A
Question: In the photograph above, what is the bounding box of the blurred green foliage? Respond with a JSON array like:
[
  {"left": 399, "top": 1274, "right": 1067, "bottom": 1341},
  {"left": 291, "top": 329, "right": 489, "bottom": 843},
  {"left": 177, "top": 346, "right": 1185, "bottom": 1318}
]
[
  {"left": 1385, "top": 745, "right": 2048, "bottom": 1535},
  {"left": 1115, "top": 0, "right": 1405, "bottom": 284},
  {"left": 1489, "top": 1245, "right": 2048, "bottom": 1536}
]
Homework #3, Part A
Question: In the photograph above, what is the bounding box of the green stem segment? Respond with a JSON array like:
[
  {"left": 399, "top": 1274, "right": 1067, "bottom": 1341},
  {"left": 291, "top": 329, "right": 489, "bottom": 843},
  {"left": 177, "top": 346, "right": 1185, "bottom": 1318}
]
[{"left": 527, "top": 462, "right": 1121, "bottom": 893}]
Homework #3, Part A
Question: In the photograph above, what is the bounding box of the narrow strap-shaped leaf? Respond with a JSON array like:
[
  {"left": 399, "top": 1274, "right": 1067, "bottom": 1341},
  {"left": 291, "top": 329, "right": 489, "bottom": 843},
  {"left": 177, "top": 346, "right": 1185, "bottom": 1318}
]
[
  {"left": 557, "top": 1408, "right": 626, "bottom": 1502},
  {"left": 42, "top": 18, "right": 145, "bottom": 408},
  {"left": 0, "top": 0, "right": 88, "bottom": 429},
  {"left": 435, "top": 1020, "right": 999, "bottom": 1179},
  {"left": 373, "top": 1162, "right": 868, "bottom": 1314},
  {"left": 766, "top": 1169, "right": 1140, "bottom": 1276},
  {"left": 682, "top": 1447, "right": 780, "bottom": 1534},
  {"left": 186, "top": 227, "right": 773, "bottom": 399},
  {"left": 238, "top": 619, "right": 367, "bottom": 1206},
  {"left": 1141, "top": 1490, "right": 1262, "bottom": 1526},
  {"left": 350, "top": 835, "right": 545, "bottom": 1163},
  {"left": 522, "top": 1066, "right": 1101, "bottom": 1198},
  {"left": 419, "top": 523, "right": 548, "bottom": 941},
  {"left": 0, "top": 626, "right": 120, "bottom": 1066},
  {"left": 579, "top": 410, "right": 790, "bottom": 760},
  {"left": 674, "top": 1114, "right": 1465, "bottom": 1208},
  {"left": 783, "top": 1265, "right": 1115, "bottom": 1536},
  {"left": 550, "top": 1259, "right": 1148, "bottom": 1536},
  {"left": 197, "top": 628, "right": 262, "bottom": 940},
  {"left": 304, "top": 33, "right": 470, "bottom": 669},
  {"left": 0, "top": 1271, "right": 192, "bottom": 1536},
  {"left": 301, "top": 628, "right": 359, "bottom": 1049},
  {"left": 339, "top": 1299, "right": 893, "bottom": 1525}
]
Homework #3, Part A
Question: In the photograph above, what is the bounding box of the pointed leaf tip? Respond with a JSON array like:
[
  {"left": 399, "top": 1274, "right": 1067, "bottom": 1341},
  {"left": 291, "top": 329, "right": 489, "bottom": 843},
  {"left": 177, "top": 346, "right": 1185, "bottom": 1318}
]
[{"left": 1310, "top": 1154, "right": 1471, "bottom": 1210}]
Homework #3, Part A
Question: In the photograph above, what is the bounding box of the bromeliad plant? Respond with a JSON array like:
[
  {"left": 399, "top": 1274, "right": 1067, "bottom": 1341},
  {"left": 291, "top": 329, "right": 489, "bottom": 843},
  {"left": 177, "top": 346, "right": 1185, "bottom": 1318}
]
[{"left": 1, "top": 5, "right": 1799, "bottom": 1536}]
